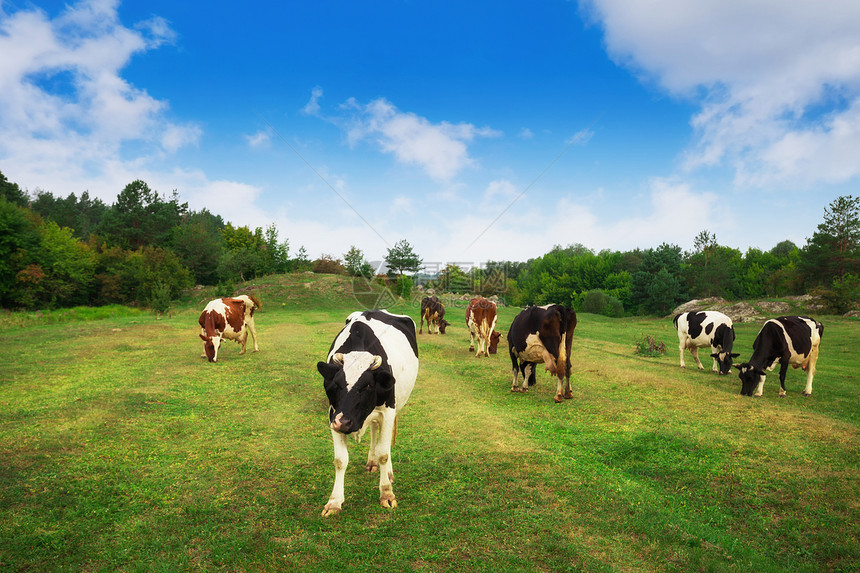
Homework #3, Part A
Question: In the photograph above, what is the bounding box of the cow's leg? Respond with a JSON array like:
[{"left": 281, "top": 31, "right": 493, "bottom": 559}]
[
  {"left": 525, "top": 363, "right": 535, "bottom": 390},
  {"left": 238, "top": 330, "right": 249, "bottom": 355},
  {"left": 778, "top": 362, "right": 789, "bottom": 397},
  {"left": 711, "top": 350, "right": 719, "bottom": 373},
  {"left": 511, "top": 354, "right": 521, "bottom": 391},
  {"left": 469, "top": 330, "right": 476, "bottom": 353},
  {"left": 365, "top": 420, "right": 379, "bottom": 472},
  {"left": 802, "top": 347, "right": 819, "bottom": 396},
  {"left": 322, "top": 431, "right": 349, "bottom": 517},
  {"left": 245, "top": 317, "right": 260, "bottom": 352},
  {"left": 678, "top": 338, "right": 686, "bottom": 368},
  {"left": 563, "top": 362, "right": 573, "bottom": 400},
  {"left": 553, "top": 375, "right": 564, "bottom": 403},
  {"left": 375, "top": 411, "right": 398, "bottom": 509},
  {"left": 690, "top": 347, "right": 704, "bottom": 370}
]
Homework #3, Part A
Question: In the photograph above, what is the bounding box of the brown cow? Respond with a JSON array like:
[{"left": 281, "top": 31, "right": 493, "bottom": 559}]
[
  {"left": 508, "top": 304, "right": 577, "bottom": 402},
  {"left": 198, "top": 294, "right": 261, "bottom": 362},
  {"left": 466, "top": 297, "right": 501, "bottom": 357},
  {"left": 419, "top": 296, "right": 449, "bottom": 334}
]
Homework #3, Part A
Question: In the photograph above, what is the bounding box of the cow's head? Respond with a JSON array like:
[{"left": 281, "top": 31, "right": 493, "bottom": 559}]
[
  {"left": 199, "top": 334, "right": 222, "bottom": 362},
  {"left": 710, "top": 351, "right": 741, "bottom": 375},
  {"left": 488, "top": 330, "right": 501, "bottom": 354},
  {"left": 734, "top": 363, "right": 765, "bottom": 396},
  {"left": 317, "top": 352, "right": 395, "bottom": 434},
  {"left": 438, "top": 319, "right": 450, "bottom": 334}
]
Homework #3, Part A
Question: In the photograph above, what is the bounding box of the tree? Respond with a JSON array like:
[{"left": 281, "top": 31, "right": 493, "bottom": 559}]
[
  {"left": 800, "top": 195, "right": 860, "bottom": 285},
  {"left": 98, "top": 180, "right": 188, "bottom": 249},
  {"left": 631, "top": 243, "right": 686, "bottom": 314},
  {"left": 0, "top": 170, "right": 28, "bottom": 207},
  {"left": 0, "top": 198, "right": 41, "bottom": 307},
  {"left": 171, "top": 209, "right": 226, "bottom": 285},
  {"left": 343, "top": 246, "right": 373, "bottom": 278},
  {"left": 384, "top": 239, "right": 422, "bottom": 277}
]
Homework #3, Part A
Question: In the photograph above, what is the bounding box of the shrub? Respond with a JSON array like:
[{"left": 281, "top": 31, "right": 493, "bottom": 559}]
[
  {"left": 635, "top": 335, "right": 667, "bottom": 357},
  {"left": 581, "top": 289, "right": 626, "bottom": 317}
]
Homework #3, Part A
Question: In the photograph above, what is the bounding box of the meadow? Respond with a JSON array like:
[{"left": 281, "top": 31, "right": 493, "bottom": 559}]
[{"left": 1, "top": 274, "right": 858, "bottom": 572}]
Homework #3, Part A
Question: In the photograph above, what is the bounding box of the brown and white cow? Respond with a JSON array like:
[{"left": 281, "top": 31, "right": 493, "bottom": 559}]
[
  {"left": 198, "top": 294, "right": 261, "bottom": 362},
  {"left": 734, "top": 315, "right": 823, "bottom": 397},
  {"left": 466, "top": 297, "right": 501, "bottom": 357},
  {"left": 508, "top": 304, "right": 577, "bottom": 402},
  {"left": 419, "top": 295, "right": 449, "bottom": 334}
]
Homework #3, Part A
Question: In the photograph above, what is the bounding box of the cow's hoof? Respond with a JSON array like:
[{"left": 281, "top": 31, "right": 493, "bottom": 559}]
[
  {"left": 553, "top": 396, "right": 563, "bottom": 403},
  {"left": 564, "top": 391, "right": 573, "bottom": 400},
  {"left": 802, "top": 392, "right": 811, "bottom": 397},
  {"left": 321, "top": 503, "right": 342, "bottom": 517},
  {"left": 365, "top": 461, "right": 379, "bottom": 473},
  {"left": 779, "top": 394, "right": 786, "bottom": 398},
  {"left": 380, "top": 493, "right": 397, "bottom": 509}
]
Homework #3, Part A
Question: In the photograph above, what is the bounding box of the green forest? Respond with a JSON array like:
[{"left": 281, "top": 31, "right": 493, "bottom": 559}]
[{"left": 1, "top": 169, "right": 858, "bottom": 315}]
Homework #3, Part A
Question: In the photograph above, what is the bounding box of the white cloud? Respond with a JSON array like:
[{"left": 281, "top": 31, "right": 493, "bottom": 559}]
[
  {"left": 483, "top": 179, "right": 519, "bottom": 202},
  {"left": 581, "top": 0, "right": 860, "bottom": 186},
  {"left": 519, "top": 127, "right": 534, "bottom": 139},
  {"left": 335, "top": 96, "right": 501, "bottom": 180},
  {"left": 301, "top": 86, "right": 323, "bottom": 116},
  {"left": 0, "top": 1, "right": 199, "bottom": 202},
  {"left": 245, "top": 130, "right": 271, "bottom": 149}
]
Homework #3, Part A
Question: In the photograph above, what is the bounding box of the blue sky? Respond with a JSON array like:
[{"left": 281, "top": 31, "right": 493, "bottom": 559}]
[{"left": 2, "top": 0, "right": 859, "bottom": 266}]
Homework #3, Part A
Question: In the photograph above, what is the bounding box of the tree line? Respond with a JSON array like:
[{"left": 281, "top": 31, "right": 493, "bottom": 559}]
[{"left": 1, "top": 169, "right": 857, "bottom": 315}]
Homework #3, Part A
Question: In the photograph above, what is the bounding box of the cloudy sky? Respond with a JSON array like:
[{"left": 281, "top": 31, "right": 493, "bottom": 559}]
[{"left": 2, "top": 0, "right": 859, "bottom": 266}]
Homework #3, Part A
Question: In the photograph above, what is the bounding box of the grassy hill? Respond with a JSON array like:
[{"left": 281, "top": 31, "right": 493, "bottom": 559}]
[{"left": 2, "top": 273, "right": 858, "bottom": 571}]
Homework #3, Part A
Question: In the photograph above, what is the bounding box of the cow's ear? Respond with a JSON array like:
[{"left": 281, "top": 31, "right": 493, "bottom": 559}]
[
  {"left": 733, "top": 364, "right": 743, "bottom": 371},
  {"left": 374, "top": 370, "right": 395, "bottom": 392},
  {"left": 730, "top": 353, "right": 740, "bottom": 358},
  {"left": 710, "top": 352, "right": 719, "bottom": 358},
  {"left": 199, "top": 334, "right": 207, "bottom": 341},
  {"left": 317, "top": 361, "right": 340, "bottom": 380}
]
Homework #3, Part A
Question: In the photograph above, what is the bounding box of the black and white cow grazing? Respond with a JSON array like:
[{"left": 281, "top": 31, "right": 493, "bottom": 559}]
[
  {"left": 673, "top": 311, "right": 739, "bottom": 375},
  {"left": 734, "top": 316, "right": 823, "bottom": 397},
  {"left": 508, "top": 304, "right": 577, "bottom": 403},
  {"left": 316, "top": 310, "right": 419, "bottom": 516}
]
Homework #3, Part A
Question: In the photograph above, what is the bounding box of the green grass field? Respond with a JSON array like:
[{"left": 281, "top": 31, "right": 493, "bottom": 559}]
[{"left": 1, "top": 274, "right": 858, "bottom": 572}]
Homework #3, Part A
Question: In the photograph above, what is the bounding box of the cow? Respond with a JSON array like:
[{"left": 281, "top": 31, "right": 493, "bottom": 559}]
[
  {"left": 198, "top": 294, "right": 261, "bottom": 362},
  {"left": 673, "top": 310, "right": 739, "bottom": 375},
  {"left": 419, "top": 295, "right": 449, "bottom": 334},
  {"left": 466, "top": 297, "right": 501, "bottom": 357},
  {"left": 734, "top": 316, "right": 823, "bottom": 397},
  {"left": 508, "top": 304, "right": 577, "bottom": 403},
  {"left": 316, "top": 309, "right": 419, "bottom": 516}
]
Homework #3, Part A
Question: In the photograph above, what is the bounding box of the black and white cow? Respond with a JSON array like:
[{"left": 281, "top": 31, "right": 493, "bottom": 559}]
[
  {"left": 734, "top": 315, "right": 823, "bottom": 397},
  {"left": 508, "top": 304, "right": 577, "bottom": 403},
  {"left": 316, "top": 310, "right": 419, "bottom": 516},
  {"left": 673, "top": 310, "right": 739, "bottom": 375}
]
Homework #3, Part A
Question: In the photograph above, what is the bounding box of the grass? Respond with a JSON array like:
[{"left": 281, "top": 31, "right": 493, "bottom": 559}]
[{"left": 1, "top": 274, "right": 858, "bottom": 572}]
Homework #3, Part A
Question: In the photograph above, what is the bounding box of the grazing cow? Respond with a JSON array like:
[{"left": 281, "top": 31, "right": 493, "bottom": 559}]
[
  {"left": 673, "top": 311, "right": 739, "bottom": 375},
  {"left": 734, "top": 316, "right": 823, "bottom": 397},
  {"left": 198, "top": 294, "right": 261, "bottom": 362},
  {"left": 508, "top": 304, "right": 577, "bottom": 403},
  {"left": 316, "top": 310, "right": 419, "bottom": 516},
  {"left": 466, "top": 297, "right": 501, "bottom": 357},
  {"left": 419, "top": 295, "right": 449, "bottom": 334}
]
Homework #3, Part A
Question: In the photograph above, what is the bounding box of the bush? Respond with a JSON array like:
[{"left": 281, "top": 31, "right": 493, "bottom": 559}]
[
  {"left": 393, "top": 275, "right": 413, "bottom": 299},
  {"left": 635, "top": 335, "right": 667, "bottom": 357},
  {"left": 312, "top": 254, "right": 346, "bottom": 275},
  {"left": 581, "top": 289, "right": 625, "bottom": 317}
]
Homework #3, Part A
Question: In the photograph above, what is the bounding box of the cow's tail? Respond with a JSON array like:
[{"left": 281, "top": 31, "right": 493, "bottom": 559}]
[
  {"left": 672, "top": 313, "right": 682, "bottom": 328},
  {"left": 247, "top": 294, "right": 262, "bottom": 310}
]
